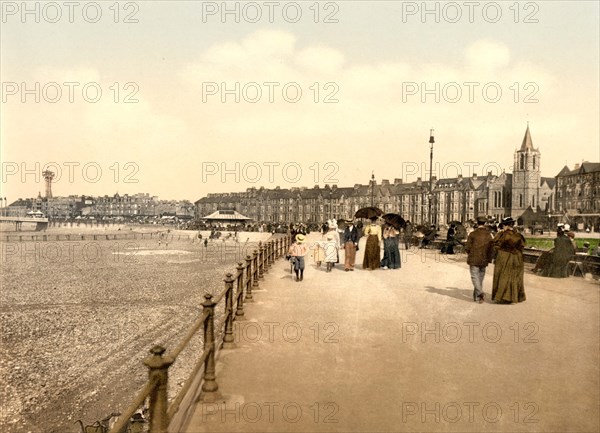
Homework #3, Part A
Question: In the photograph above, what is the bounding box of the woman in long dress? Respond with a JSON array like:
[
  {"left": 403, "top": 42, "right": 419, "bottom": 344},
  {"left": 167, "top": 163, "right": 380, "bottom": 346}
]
[
  {"left": 326, "top": 219, "right": 341, "bottom": 267},
  {"left": 492, "top": 217, "right": 526, "bottom": 304},
  {"left": 312, "top": 230, "right": 325, "bottom": 267},
  {"left": 381, "top": 224, "right": 401, "bottom": 269},
  {"left": 362, "top": 217, "right": 382, "bottom": 270},
  {"left": 323, "top": 233, "right": 339, "bottom": 272},
  {"left": 541, "top": 227, "right": 575, "bottom": 278}
]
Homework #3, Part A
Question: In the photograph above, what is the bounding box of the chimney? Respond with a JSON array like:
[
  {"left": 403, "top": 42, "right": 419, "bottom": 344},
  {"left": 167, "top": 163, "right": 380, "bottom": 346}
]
[
  {"left": 354, "top": 184, "right": 361, "bottom": 189},
  {"left": 574, "top": 163, "right": 580, "bottom": 170},
  {"left": 381, "top": 179, "right": 390, "bottom": 186},
  {"left": 472, "top": 173, "right": 478, "bottom": 180},
  {"left": 457, "top": 174, "right": 462, "bottom": 179},
  {"left": 394, "top": 178, "right": 403, "bottom": 184},
  {"left": 332, "top": 185, "right": 338, "bottom": 190},
  {"left": 488, "top": 171, "right": 493, "bottom": 176}
]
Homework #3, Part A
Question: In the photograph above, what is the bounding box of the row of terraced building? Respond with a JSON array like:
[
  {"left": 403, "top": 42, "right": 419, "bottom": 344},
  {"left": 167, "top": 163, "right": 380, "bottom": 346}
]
[{"left": 195, "top": 126, "right": 599, "bottom": 229}]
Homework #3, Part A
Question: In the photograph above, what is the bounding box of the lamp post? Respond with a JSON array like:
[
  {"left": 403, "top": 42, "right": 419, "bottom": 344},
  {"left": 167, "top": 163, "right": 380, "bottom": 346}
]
[
  {"left": 428, "top": 129, "right": 435, "bottom": 226},
  {"left": 370, "top": 172, "right": 375, "bottom": 207}
]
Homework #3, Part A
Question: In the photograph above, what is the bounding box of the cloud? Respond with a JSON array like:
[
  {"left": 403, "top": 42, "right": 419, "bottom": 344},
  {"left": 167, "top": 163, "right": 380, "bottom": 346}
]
[
  {"left": 465, "top": 39, "right": 511, "bottom": 72},
  {"left": 4, "top": 29, "right": 595, "bottom": 202}
]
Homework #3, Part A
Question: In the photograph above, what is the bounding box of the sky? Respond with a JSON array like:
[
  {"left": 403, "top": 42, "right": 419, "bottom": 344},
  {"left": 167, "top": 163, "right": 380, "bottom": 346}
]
[{"left": 1, "top": 0, "right": 599, "bottom": 202}]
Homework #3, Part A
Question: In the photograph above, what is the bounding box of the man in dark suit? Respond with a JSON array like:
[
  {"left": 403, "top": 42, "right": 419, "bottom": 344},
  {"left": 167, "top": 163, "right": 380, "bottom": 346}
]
[
  {"left": 465, "top": 216, "right": 494, "bottom": 303},
  {"left": 343, "top": 220, "right": 359, "bottom": 271}
]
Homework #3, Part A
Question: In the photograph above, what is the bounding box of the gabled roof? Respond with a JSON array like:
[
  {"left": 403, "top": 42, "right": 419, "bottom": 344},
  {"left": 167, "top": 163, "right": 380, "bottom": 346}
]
[
  {"left": 580, "top": 162, "right": 600, "bottom": 173},
  {"left": 557, "top": 162, "right": 600, "bottom": 177},
  {"left": 541, "top": 177, "right": 556, "bottom": 189},
  {"left": 557, "top": 165, "right": 571, "bottom": 177}
]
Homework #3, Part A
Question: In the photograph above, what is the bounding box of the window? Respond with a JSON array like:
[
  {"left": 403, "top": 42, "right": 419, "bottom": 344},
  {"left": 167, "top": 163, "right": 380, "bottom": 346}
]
[
  {"left": 519, "top": 194, "right": 523, "bottom": 208},
  {"left": 519, "top": 154, "right": 525, "bottom": 170}
]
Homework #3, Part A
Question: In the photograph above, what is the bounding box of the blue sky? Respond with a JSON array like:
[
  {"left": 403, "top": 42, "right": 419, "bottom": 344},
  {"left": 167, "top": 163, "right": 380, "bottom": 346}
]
[{"left": 1, "top": 1, "right": 599, "bottom": 201}]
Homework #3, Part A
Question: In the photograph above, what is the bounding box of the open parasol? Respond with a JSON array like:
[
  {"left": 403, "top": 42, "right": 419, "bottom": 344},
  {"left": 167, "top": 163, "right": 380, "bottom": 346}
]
[
  {"left": 382, "top": 213, "right": 406, "bottom": 229},
  {"left": 354, "top": 207, "right": 383, "bottom": 219},
  {"left": 337, "top": 218, "right": 350, "bottom": 229}
]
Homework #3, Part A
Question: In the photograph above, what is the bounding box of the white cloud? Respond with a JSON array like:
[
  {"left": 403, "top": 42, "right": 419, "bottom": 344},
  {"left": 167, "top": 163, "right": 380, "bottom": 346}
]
[{"left": 465, "top": 39, "right": 511, "bottom": 72}]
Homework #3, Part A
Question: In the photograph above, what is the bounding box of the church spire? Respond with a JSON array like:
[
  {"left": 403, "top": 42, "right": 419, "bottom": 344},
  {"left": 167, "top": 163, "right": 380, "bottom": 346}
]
[{"left": 520, "top": 123, "right": 534, "bottom": 151}]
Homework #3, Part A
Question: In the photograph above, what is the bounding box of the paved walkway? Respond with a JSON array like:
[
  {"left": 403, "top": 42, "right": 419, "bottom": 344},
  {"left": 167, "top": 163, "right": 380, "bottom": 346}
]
[{"left": 181, "top": 233, "right": 599, "bottom": 433}]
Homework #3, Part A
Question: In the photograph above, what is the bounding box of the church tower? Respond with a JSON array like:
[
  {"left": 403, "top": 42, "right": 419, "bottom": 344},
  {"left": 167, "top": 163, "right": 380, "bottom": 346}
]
[{"left": 511, "top": 124, "right": 541, "bottom": 216}]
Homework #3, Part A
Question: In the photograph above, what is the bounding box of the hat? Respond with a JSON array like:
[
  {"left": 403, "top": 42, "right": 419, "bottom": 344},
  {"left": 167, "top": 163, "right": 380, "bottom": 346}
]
[
  {"left": 295, "top": 234, "right": 305, "bottom": 243},
  {"left": 476, "top": 216, "right": 487, "bottom": 225},
  {"left": 564, "top": 224, "right": 571, "bottom": 231},
  {"left": 557, "top": 223, "right": 565, "bottom": 228},
  {"left": 345, "top": 219, "right": 354, "bottom": 225},
  {"left": 326, "top": 234, "right": 333, "bottom": 240},
  {"left": 502, "top": 217, "right": 515, "bottom": 225}
]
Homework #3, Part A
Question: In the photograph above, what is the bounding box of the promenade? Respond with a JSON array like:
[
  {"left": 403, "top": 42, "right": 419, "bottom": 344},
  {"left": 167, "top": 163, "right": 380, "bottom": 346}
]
[{"left": 181, "top": 232, "right": 599, "bottom": 433}]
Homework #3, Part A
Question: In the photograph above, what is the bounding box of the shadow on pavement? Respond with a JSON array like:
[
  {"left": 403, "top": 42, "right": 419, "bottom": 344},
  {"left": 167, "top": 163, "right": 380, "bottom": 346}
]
[{"left": 425, "top": 286, "right": 474, "bottom": 303}]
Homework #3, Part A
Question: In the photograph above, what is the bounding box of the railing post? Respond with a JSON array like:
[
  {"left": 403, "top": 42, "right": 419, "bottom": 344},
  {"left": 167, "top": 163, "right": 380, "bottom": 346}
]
[
  {"left": 201, "top": 293, "right": 219, "bottom": 397},
  {"left": 252, "top": 250, "right": 259, "bottom": 287},
  {"left": 235, "top": 262, "right": 245, "bottom": 319},
  {"left": 264, "top": 241, "right": 270, "bottom": 270},
  {"left": 222, "top": 274, "right": 235, "bottom": 349},
  {"left": 143, "top": 345, "right": 174, "bottom": 433},
  {"left": 268, "top": 241, "right": 273, "bottom": 267},
  {"left": 245, "top": 255, "right": 254, "bottom": 302},
  {"left": 258, "top": 242, "right": 264, "bottom": 279}
]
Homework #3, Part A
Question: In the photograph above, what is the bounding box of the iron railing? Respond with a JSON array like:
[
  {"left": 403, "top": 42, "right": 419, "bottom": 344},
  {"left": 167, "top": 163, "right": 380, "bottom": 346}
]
[{"left": 108, "top": 235, "right": 290, "bottom": 433}]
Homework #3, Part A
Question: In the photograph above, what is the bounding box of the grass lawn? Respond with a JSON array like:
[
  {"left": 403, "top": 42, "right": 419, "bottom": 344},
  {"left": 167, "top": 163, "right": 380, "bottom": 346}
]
[{"left": 525, "top": 237, "right": 599, "bottom": 252}]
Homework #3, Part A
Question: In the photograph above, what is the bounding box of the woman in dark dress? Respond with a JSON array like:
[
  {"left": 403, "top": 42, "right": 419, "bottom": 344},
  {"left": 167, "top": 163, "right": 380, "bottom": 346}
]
[
  {"left": 362, "top": 217, "right": 382, "bottom": 270},
  {"left": 445, "top": 224, "right": 456, "bottom": 254},
  {"left": 381, "top": 224, "right": 401, "bottom": 269},
  {"left": 541, "top": 227, "right": 575, "bottom": 278},
  {"left": 492, "top": 217, "right": 526, "bottom": 304}
]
